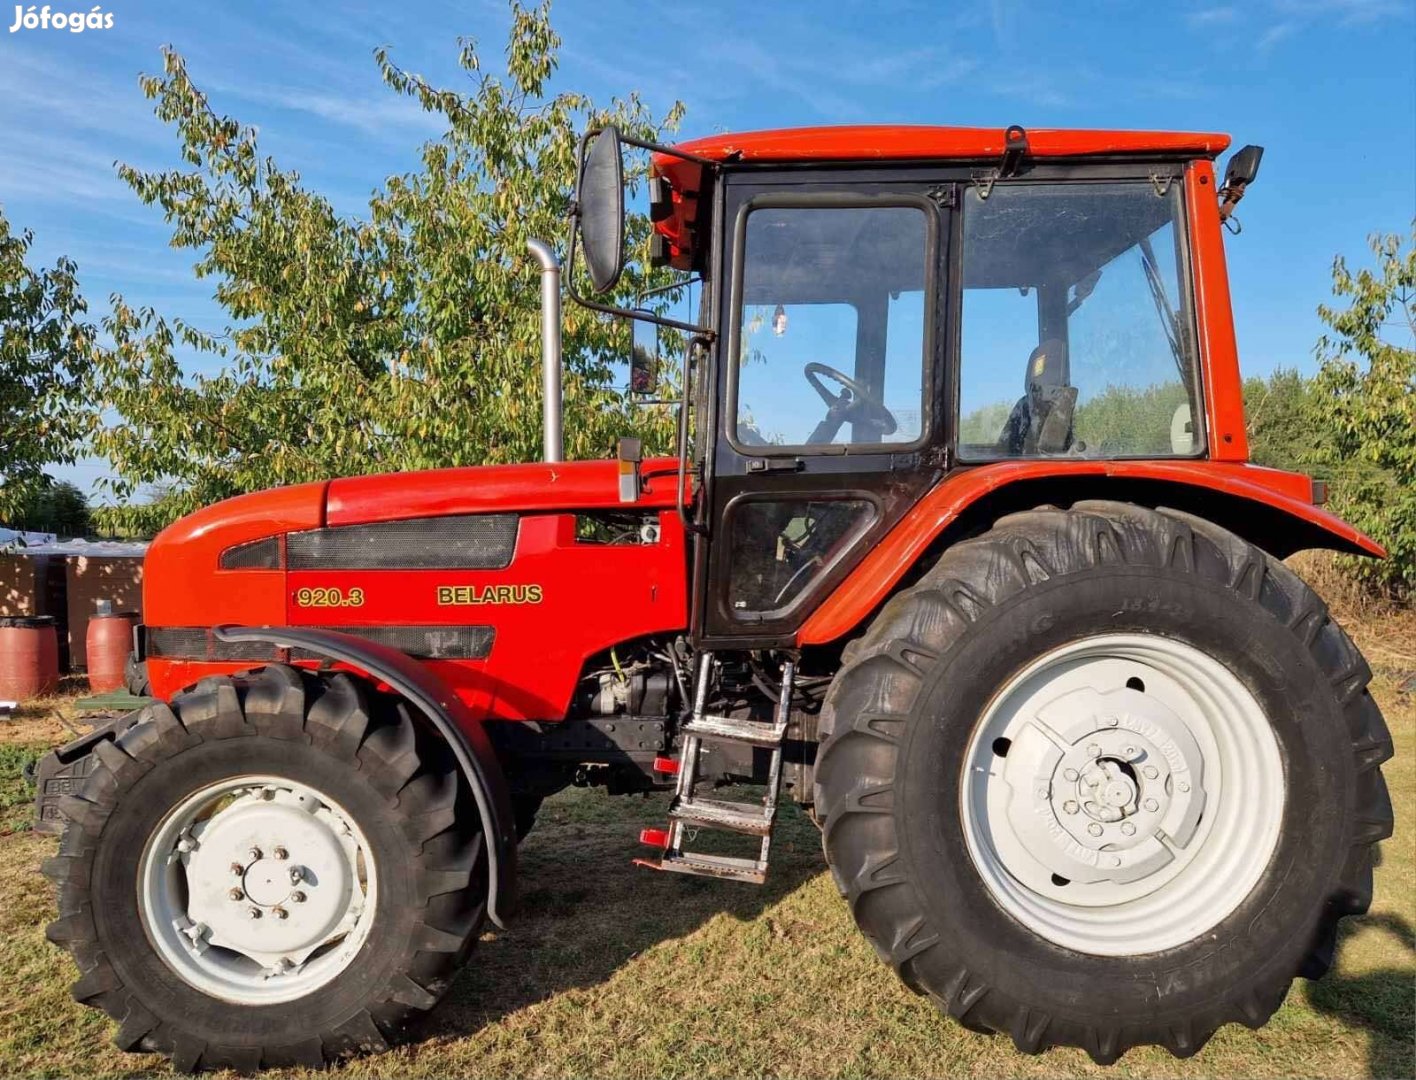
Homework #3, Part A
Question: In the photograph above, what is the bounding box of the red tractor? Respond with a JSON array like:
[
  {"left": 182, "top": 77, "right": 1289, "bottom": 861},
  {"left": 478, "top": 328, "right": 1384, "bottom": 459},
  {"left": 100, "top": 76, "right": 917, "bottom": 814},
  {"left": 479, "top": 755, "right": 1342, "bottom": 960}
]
[{"left": 40, "top": 123, "right": 1393, "bottom": 1071}]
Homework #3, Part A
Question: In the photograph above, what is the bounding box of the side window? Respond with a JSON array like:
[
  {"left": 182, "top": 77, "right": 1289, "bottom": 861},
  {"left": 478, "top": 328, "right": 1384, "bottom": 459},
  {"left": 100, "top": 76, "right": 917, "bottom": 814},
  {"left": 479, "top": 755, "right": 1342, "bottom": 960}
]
[
  {"left": 724, "top": 497, "right": 877, "bottom": 616},
  {"left": 1069, "top": 221, "right": 1195, "bottom": 455},
  {"left": 733, "top": 204, "right": 930, "bottom": 450},
  {"left": 738, "top": 303, "right": 858, "bottom": 445},
  {"left": 957, "top": 182, "right": 1201, "bottom": 461}
]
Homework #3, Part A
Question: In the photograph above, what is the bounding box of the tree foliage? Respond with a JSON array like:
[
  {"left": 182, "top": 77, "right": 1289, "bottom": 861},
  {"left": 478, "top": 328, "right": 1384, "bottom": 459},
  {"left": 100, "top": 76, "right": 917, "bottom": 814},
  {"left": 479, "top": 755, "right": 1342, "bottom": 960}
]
[
  {"left": 8, "top": 477, "right": 92, "bottom": 537},
  {"left": 0, "top": 211, "right": 93, "bottom": 523},
  {"left": 1243, "top": 367, "right": 1322, "bottom": 474},
  {"left": 90, "top": 1, "right": 681, "bottom": 533},
  {"left": 1308, "top": 229, "right": 1416, "bottom": 597}
]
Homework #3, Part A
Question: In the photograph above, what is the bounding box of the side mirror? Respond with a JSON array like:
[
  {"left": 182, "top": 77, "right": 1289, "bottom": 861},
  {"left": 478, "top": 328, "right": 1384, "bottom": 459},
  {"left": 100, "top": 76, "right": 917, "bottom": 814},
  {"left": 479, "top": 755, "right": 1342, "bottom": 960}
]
[
  {"left": 576, "top": 126, "right": 625, "bottom": 293},
  {"left": 1223, "top": 144, "right": 1264, "bottom": 189},
  {"left": 630, "top": 312, "right": 659, "bottom": 395}
]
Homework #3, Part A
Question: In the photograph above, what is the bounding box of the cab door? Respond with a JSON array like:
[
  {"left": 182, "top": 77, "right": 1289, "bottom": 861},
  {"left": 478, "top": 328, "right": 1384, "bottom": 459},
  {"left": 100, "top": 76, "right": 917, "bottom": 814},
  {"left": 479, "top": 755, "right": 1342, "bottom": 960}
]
[{"left": 695, "top": 180, "right": 952, "bottom": 647}]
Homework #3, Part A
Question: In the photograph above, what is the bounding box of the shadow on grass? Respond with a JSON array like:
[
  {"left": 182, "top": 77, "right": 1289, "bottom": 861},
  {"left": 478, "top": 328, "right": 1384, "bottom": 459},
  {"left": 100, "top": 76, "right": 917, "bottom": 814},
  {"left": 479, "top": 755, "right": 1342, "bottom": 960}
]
[
  {"left": 1305, "top": 912, "right": 1416, "bottom": 1080},
  {"left": 419, "top": 784, "right": 827, "bottom": 1040}
]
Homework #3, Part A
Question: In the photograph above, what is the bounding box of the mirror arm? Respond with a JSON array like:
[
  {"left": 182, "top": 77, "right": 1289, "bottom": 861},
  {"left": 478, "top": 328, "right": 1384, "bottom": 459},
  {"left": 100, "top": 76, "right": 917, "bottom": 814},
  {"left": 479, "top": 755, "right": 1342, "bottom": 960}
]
[{"left": 563, "top": 225, "right": 714, "bottom": 338}]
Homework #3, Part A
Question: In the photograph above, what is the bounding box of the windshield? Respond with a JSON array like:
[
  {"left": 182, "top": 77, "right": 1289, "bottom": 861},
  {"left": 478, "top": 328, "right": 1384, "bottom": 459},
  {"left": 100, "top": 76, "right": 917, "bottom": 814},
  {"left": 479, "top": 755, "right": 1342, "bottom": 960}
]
[{"left": 957, "top": 181, "right": 1201, "bottom": 460}]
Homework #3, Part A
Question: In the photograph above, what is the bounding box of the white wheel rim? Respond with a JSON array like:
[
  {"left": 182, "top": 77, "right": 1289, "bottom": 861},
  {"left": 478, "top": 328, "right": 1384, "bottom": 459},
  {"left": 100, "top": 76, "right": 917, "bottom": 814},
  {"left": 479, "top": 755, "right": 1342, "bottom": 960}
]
[
  {"left": 138, "top": 775, "right": 377, "bottom": 1004},
  {"left": 959, "top": 634, "right": 1284, "bottom": 956}
]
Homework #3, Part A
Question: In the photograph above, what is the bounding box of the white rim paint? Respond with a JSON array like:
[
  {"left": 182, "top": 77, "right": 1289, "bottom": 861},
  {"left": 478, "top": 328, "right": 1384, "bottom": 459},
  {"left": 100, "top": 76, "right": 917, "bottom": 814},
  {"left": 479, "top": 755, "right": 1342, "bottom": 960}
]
[
  {"left": 960, "top": 634, "right": 1284, "bottom": 956},
  {"left": 138, "top": 775, "right": 377, "bottom": 1004}
]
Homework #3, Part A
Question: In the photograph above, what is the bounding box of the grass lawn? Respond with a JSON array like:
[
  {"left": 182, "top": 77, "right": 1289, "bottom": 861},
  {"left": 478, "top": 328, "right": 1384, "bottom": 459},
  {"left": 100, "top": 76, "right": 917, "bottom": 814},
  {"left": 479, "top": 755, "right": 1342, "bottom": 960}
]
[{"left": 0, "top": 610, "right": 1410, "bottom": 1079}]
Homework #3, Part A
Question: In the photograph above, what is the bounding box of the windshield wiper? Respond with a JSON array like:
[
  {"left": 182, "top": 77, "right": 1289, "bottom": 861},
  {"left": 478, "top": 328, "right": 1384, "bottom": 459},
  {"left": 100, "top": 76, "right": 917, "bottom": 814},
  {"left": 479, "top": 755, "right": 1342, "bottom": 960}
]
[{"left": 1138, "top": 237, "right": 1186, "bottom": 381}]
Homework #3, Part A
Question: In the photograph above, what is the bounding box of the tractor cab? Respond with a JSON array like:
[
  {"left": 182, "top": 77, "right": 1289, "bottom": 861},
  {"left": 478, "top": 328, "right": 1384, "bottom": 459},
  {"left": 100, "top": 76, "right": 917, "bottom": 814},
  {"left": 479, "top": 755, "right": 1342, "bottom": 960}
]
[{"left": 570, "top": 124, "right": 1260, "bottom": 645}]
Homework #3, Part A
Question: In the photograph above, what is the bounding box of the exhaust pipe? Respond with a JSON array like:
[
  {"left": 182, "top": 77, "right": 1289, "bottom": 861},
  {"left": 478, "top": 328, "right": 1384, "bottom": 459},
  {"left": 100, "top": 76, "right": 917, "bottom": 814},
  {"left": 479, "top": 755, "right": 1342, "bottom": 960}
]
[{"left": 526, "top": 238, "right": 563, "bottom": 463}]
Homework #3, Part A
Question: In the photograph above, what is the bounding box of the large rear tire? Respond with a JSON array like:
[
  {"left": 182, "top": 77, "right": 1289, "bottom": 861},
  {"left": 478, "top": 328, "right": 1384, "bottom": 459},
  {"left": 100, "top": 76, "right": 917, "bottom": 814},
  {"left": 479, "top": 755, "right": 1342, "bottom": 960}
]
[
  {"left": 814, "top": 502, "right": 1393, "bottom": 1063},
  {"left": 44, "top": 665, "right": 487, "bottom": 1072}
]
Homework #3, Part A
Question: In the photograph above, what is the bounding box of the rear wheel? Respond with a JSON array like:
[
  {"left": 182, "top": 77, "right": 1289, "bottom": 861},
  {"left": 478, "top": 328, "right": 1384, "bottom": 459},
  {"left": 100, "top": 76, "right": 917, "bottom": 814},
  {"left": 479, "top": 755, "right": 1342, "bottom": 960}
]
[
  {"left": 44, "top": 665, "right": 487, "bottom": 1071},
  {"left": 814, "top": 502, "right": 1393, "bottom": 1062}
]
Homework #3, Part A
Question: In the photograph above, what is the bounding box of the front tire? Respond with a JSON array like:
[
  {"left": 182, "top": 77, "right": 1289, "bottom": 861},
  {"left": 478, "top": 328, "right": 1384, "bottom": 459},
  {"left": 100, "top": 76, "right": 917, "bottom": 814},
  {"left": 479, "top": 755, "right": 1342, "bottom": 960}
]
[
  {"left": 44, "top": 665, "right": 487, "bottom": 1072},
  {"left": 814, "top": 502, "right": 1393, "bottom": 1062}
]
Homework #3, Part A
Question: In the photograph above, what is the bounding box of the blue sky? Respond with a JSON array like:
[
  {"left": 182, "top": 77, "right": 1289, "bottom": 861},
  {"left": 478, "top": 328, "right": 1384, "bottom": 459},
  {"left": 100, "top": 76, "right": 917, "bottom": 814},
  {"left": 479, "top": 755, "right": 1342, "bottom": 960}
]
[{"left": 1, "top": 0, "right": 1412, "bottom": 498}]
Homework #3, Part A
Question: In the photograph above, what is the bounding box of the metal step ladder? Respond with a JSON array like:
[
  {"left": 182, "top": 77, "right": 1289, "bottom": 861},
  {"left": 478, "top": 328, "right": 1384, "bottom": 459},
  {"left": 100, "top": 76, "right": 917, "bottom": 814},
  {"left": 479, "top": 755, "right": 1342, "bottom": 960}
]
[{"left": 635, "top": 652, "right": 794, "bottom": 884}]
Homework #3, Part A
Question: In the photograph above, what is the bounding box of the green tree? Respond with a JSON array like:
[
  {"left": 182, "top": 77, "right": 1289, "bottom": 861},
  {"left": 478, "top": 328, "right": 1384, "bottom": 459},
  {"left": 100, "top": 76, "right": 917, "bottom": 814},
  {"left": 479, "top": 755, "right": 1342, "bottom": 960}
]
[
  {"left": 0, "top": 212, "right": 93, "bottom": 523},
  {"left": 1242, "top": 367, "right": 1321, "bottom": 473},
  {"left": 9, "top": 477, "right": 92, "bottom": 537},
  {"left": 90, "top": 1, "right": 682, "bottom": 534},
  {"left": 1309, "top": 230, "right": 1415, "bottom": 597}
]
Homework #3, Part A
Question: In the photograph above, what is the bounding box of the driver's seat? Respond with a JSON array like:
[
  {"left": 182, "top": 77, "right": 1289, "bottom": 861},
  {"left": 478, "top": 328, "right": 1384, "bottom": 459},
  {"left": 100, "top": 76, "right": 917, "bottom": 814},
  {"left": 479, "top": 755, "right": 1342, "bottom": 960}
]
[{"left": 999, "top": 339, "right": 1076, "bottom": 455}]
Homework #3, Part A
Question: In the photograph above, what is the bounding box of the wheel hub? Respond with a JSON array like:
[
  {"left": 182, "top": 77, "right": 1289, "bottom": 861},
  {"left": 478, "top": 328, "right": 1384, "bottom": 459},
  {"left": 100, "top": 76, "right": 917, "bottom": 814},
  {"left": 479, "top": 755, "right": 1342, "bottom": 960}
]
[
  {"left": 140, "top": 776, "right": 375, "bottom": 1003},
  {"left": 1003, "top": 686, "right": 1207, "bottom": 886},
  {"left": 961, "top": 635, "right": 1284, "bottom": 956}
]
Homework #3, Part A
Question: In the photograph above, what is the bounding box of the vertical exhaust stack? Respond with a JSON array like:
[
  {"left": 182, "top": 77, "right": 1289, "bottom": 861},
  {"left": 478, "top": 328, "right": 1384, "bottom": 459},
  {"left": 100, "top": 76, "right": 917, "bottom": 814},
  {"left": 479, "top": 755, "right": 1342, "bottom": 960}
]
[{"left": 526, "top": 239, "right": 563, "bottom": 463}]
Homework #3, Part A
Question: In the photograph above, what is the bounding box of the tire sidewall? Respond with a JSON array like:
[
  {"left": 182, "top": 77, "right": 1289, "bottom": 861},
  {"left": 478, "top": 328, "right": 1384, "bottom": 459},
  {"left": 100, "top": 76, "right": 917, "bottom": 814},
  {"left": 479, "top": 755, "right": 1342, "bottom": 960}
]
[
  {"left": 896, "top": 563, "right": 1354, "bottom": 1018},
  {"left": 93, "top": 736, "right": 422, "bottom": 1044}
]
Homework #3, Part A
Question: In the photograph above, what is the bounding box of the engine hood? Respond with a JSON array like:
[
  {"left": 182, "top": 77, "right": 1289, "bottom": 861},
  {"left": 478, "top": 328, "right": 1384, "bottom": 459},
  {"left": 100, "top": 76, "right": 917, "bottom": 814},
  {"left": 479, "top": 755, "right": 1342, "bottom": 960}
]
[{"left": 324, "top": 458, "right": 681, "bottom": 526}]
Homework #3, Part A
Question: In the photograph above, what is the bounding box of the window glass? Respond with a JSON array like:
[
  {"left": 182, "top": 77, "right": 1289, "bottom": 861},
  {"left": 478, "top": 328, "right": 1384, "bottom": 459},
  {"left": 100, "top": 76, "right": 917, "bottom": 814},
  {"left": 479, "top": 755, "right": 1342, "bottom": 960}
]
[
  {"left": 735, "top": 205, "right": 929, "bottom": 449},
  {"left": 957, "top": 182, "right": 1199, "bottom": 460},
  {"left": 726, "top": 498, "right": 876, "bottom": 616}
]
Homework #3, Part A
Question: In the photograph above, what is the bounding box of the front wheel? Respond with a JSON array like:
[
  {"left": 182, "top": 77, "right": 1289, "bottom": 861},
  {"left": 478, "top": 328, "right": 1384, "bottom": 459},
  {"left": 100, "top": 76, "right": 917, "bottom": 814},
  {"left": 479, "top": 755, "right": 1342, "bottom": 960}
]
[
  {"left": 814, "top": 502, "right": 1393, "bottom": 1062},
  {"left": 44, "top": 665, "right": 488, "bottom": 1071}
]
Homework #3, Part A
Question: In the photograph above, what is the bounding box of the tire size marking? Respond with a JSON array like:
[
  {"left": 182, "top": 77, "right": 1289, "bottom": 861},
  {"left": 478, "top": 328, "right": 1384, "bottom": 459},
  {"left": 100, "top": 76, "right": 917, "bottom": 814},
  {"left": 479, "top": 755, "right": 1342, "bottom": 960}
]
[{"left": 294, "top": 586, "right": 366, "bottom": 608}]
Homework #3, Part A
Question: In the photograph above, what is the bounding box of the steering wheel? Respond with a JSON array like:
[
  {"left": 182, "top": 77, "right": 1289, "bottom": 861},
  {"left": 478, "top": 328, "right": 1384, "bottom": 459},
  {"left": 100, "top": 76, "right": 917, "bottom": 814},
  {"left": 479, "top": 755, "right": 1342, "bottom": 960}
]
[{"left": 802, "top": 362, "right": 899, "bottom": 443}]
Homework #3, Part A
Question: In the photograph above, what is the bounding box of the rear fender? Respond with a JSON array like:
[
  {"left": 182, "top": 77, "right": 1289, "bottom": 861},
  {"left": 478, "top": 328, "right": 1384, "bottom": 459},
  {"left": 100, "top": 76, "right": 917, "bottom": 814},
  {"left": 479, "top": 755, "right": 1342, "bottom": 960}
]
[
  {"left": 213, "top": 625, "right": 518, "bottom": 927},
  {"left": 799, "top": 460, "right": 1385, "bottom": 646}
]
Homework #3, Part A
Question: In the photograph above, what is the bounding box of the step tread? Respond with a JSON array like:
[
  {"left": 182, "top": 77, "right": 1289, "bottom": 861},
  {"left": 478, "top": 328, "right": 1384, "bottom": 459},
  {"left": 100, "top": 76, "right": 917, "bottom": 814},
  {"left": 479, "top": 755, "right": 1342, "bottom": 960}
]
[
  {"left": 682, "top": 714, "right": 787, "bottom": 747},
  {"left": 635, "top": 850, "right": 767, "bottom": 884},
  {"left": 669, "top": 795, "right": 775, "bottom": 835}
]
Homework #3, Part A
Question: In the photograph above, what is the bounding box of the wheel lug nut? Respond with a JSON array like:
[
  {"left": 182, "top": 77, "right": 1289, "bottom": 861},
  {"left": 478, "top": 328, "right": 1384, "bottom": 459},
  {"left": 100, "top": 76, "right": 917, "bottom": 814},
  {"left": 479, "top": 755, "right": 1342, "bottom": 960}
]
[
  {"left": 1143, "top": 765, "right": 1159, "bottom": 780},
  {"left": 273, "top": 846, "right": 288, "bottom": 861},
  {"left": 228, "top": 888, "right": 244, "bottom": 901},
  {"left": 248, "top": 847, "right": 262, "bottom": 862},
  {"left": 1062, "top": 800, "right": 1079, "bottom": 815},
  {"left": 1087, "top": 823, "right": 1103, "bottom": 837},
  {"left": 1062, "top": 768, "right": 1079, "bottom": 782},
  {"left": 1143, "top": 798, "right": 1159, "bottom": 812},
  {"left": 290, "top": 890, "right": 306, "bottom": 903},
  {"left": 247, "top": 907, "right": 262, "bottom": 919},
  {"left": 272, "top": 907, "right": 288, "bottom": 920},
  {"left": 230, "top": 862, "right": 244, "bottom": 876},
  {"left": 1178, "top": 781, "right": 1191, "bottom": 793},
  {"left": 1086, "top": 743, "right": 1101, "bottom": 758},
  {"left": 1120, "top": 822, "right": 1136, "bottom": 835},
  {"left": 289, "top": 867, "right": 303, "bottom": 885}
]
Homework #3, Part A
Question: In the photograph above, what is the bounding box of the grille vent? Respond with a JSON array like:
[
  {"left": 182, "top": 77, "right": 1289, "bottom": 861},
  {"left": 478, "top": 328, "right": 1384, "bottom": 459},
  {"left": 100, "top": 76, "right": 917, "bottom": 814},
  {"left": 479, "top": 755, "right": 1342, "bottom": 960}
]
[
  {"left": 286, "top": 514, "right": 518, "bottom": 570},
  {"left": 219, "top": 536, "right": 281, "bottom": 570}
]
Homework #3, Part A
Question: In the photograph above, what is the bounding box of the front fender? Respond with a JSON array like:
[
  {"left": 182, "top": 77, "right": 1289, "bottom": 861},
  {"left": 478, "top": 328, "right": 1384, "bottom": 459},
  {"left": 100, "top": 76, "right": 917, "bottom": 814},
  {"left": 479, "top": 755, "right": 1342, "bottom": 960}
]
[
  {"left": 213, "top": 625, "right": 518, "bottom": 927},
  {"left": 798, "top": 460, "right": 1385, "bottom": 647}
]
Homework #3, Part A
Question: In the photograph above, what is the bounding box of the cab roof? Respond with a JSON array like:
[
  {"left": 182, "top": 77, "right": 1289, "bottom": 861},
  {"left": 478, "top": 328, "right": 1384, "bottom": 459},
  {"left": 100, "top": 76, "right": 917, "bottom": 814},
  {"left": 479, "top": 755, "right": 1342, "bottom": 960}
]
[
  {"left": 665, "top": 125, "right": 1231, "bottom": 166},
  {"left": 649, "top": 125, "right": 1231, "bottom": 273}
]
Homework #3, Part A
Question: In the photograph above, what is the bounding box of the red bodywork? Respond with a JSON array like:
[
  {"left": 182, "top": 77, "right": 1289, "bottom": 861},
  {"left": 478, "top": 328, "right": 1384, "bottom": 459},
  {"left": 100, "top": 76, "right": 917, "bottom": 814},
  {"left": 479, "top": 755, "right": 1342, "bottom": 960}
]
[
  {"left": 142, "top": 124, "right": 1382, "bottom": 730},
  {"left": 144, "top": 460, "right": 690, "bottom": 719}
]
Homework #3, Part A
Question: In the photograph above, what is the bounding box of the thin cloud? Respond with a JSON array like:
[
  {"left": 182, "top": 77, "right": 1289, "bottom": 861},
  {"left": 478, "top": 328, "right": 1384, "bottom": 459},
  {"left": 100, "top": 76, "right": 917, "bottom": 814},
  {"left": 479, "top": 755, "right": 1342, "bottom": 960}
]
[
  {"left": 1186, "top": 6, "right": 1242, "bottom": 26},
  {"left": 1257, "top": 20, "right": 1302, "bottom": 50}
]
